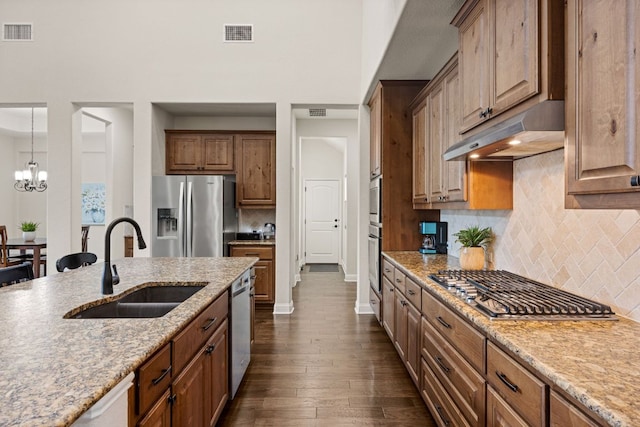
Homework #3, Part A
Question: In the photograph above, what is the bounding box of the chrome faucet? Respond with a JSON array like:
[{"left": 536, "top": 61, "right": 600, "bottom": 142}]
[{"left": 102, "top": 217, "right": 147, "bottom": 295}]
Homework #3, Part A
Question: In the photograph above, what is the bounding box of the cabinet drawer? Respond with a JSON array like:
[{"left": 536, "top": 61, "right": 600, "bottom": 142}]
[
  {"left": 393, "top": 268, "right": 406, "bottom": 295},
  {"left": 404, "top": 276, "right": 421, "bottom": 308},
  {"left": 422, "top": 289, "right": 485, "bottom": 372},
  {"left": 382, "top": 258, "right": 394, "bottom": 281},
  {"left": 421, "top": 358, "right": 471, "bottom": 427},
  {"left": 487, "top": 341, "right": 546, "bottom": 427},
  {"left": 369, "top": 286, "right": 381, "bottom": 323},
  {"left": 422, "top": 317, "right": 485, "bottom": 427},
  {"left": 138, "top": 343, "right": 172, "bottom": 417},
  {"left": 173, "top": 291, "right": 229, "bottom": 375},
  {"left": 231, "top": 246, "right": 273, "bottom": 260}
]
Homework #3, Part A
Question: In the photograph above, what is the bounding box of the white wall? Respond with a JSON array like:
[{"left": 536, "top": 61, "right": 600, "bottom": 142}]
[{"left": 0, "top": 134, "right": 15, "bottom": 232}]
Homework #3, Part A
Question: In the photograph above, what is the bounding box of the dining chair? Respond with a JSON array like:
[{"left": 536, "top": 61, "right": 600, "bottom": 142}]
[
  {"left": 0, "top": 225, "right": 24, "bottom": 268},
  {"left": 81, "top": 226, "right": 90, "bottom": 252},
  {"left": 56, "top": 252, "right": 98, "bottom": 272},
  {"left": 0, "top": 262, "right": 34, "bottom": 287}
]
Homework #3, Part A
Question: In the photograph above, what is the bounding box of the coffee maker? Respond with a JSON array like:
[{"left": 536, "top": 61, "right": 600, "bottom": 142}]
[{"left": 419, "top": 221, "right": 448, "bottom": 254}]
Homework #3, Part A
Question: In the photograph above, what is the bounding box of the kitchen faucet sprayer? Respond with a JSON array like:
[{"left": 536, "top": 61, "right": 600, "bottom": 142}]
[{"left": 102, "top": 217, "right": 147, "bottom": 295}]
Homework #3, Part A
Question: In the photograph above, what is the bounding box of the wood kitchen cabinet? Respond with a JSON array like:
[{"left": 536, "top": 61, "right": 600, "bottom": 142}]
[
  {"left": 550, "top": 390, "right": 601, "bottom": 427},
  {"left": 235, "top": 133, "right": 276, "bottom": 208},
  {"left": 411, "top": 56, "right": 513, "bottom": 210},
  {"left": 369, "top": 81, "right": 439, "bottom": 249},
  {"left": 452, "top": 0, "right": 564, "bottom": 134},
  {"left": 165, "top": 131, "right": 235, "bottom": 174},
  {"left": 565, "top": 0, "right": 640, "bottom": 209},
  {"left": 230, "top": 245, "right": 275, "bottom": 305},
  {"left": 130, "top": 291, "right": 230, "bottom": 427},
  {"left": 381, "top": 276, "right": 395, "bottom": 341}
]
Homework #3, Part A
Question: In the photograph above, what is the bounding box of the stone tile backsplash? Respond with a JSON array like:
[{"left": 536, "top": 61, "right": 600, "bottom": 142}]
[
  {"left": 442, "top": 149, "right": 640, "bottom": 322},
  {"left": 238, "top": 209, "right": 275, "bottom": 233}
]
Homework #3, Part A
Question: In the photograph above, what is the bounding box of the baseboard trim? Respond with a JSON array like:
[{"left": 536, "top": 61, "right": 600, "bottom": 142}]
[
  {"left": 343, "top": 274, "right": 357, "bottom": 282},
  {"left": 354, "top": 301, "right": 374, "bottom": 315},
  {"left": 273, "top": 302, "right": 294, "bottom": 315}
]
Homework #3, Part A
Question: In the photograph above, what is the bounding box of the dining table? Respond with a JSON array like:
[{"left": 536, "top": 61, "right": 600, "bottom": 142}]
[{"left": 6, "top": 238, "right": 47, "bottom": 278}]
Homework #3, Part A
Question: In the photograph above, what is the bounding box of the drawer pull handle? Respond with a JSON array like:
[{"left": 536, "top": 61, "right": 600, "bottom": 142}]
[
  {"left": 168, "top": 393, "right": 177, "bottom": 404},
  {"left": 435, "top": 405, "right": 450, "bottom": 426},
  {"left": 496, "top": 371, "right": 519, "bottom": 392},
  {"left": 435, "top": 356, "right": 450, "bottom": 374},
  {"left": 205, "top": 344, "right": 216, "bottom": 354},
  {"left": 436, "top": 316, "right": 452, "bottom": 329},
  {"left": 384, "top": 268, "right": 391, "bottom": 272},
  {"left": 407, "top": 289, "right": 415, "bottom": 296},
  {"left": 395, "top": 278, "right": 402, "bottom": 283},
  {"left": 202, "top": 317, "right": 218, "bottom": 331},
  {"left": 151, "top": 365, "right": 172, "bottom": 386}
]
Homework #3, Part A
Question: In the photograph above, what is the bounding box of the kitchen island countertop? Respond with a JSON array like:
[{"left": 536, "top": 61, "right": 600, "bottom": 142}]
[
  {"left": 383, "top": 250, "right": 640, "bottom": 427},
  {"left": 0, "top": 257, "right": 256, "bottom": 426}
]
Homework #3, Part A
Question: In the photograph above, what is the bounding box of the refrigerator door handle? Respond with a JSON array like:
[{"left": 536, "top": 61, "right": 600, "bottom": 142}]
[
  {"left": 178, "top": 182, "right": 185, "bottom": 257},
  {"left": 186, "top": 180, "right": 193, "bottom": 257}
]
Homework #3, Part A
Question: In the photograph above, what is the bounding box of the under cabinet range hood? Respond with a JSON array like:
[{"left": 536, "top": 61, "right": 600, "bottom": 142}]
[{"left": 443, "top": 100, "right": 565, "bottom": 161}]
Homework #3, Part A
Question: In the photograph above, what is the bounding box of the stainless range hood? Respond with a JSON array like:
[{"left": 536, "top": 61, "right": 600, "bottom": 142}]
[{"left": 443, "top": 100, "right": 565, "bottom": 161}]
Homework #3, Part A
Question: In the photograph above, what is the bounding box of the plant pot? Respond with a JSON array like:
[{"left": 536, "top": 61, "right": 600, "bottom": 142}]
[
  {"left": 22, "top": 231, "right": 36, "bottom": 241},
  {"left": 459, "top": 246, "right": 485, "bottom": 270}
]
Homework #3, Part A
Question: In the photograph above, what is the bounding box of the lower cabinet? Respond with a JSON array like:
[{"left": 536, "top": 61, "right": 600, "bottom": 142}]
[
  {"left": 130, "top": 290, "right": 230, "bottom": 427},
  {"left": 486, "top": 385, "right": 529, "bottom": 427},
  {"left": 550, "top": 391, "right": 600, "bottom": 427},
  {"left": 230, "top": 245, "right": 275, "bottom": 305},
  {"left": 381, "top": 276, "right": 395, "bottom": 341}
]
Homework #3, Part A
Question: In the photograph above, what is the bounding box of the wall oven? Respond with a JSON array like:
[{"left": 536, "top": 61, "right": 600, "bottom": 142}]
[
  {"left": 368, "top": 225, "right": 381, "bottom": 293},
  {"left": 369, "top": 176, "right": 381, "bottom": 226}
]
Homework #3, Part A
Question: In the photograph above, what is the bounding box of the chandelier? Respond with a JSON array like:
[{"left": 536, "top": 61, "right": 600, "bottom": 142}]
[{"left": 14, "top": 107, "right": 47, "bottom": 192}]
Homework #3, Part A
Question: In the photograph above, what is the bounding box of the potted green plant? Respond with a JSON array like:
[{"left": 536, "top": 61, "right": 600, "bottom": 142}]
[
  {"left": 453, "top": 225, "right": 493, "bottom": 270},
  {"left": 19, "top": 221, "right": 39, "bottom": 242}
]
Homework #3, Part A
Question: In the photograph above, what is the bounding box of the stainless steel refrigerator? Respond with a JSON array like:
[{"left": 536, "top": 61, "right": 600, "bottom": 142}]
[{"left": 151, "top": 175, "right": 238, "bottom": 257}]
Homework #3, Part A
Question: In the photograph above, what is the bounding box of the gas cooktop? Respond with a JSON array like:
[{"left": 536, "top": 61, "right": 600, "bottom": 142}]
[{"left": 429, "top": 270, "right": 617, "bottom": 321}]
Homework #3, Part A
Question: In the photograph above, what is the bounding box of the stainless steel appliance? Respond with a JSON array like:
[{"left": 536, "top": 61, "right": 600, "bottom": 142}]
[
  {"left": 419, "top": 221, "right": 448, "bottom": 254},
  {"left": 151, "top": 175, "right": 237, "bottom": 257},
  {"left": 429, "top": 270, "right": 616, "bottom": 321},
  {"left": 263, "top": 222, "right": 275, "bottom": 240},
  {"left": 368, "top": 225, "right": 381, "bottom": 294},
  {"left": 230, "top": 269, "right": 251, "bottom": 399},
  {"left": 369, "top": 176, "right": 381, "bottom": 226}
]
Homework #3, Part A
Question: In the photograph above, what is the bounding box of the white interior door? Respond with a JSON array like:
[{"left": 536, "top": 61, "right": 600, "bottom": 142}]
[{"left": 304, "top": 179, "right": 341, "bottom": 264}]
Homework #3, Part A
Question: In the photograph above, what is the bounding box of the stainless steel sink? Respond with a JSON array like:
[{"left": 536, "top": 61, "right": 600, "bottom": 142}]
[{"left": 65, "top": 284, "right": 206, "bottom": 319}]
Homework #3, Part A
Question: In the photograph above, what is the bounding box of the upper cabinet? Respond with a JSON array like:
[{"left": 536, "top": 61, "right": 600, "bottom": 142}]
[
  {"left": 235, "top": 133, "right": 276, "bottom": 208},
  {"left": 166, "top": 131, "right": 235, "bottom": 174},
  {"left": 565, "top": 0, "right": 640, "bottom": 209},
  {"left": 411, "top": 56, "right": 513, "bottom": 210},
  {"left": 453, "top": 0, "right": 564, "bottom": 134}
]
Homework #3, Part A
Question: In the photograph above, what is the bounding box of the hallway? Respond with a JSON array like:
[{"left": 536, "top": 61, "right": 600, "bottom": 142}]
[{"left": 220, "top": 267, "right": 436, "bottom": 426}]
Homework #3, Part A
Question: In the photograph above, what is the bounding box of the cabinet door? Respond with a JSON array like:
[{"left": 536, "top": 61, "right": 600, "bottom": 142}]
[
  {"left": 443, "top": 64, "right": 467, "bottom": 202},
  {"left": 405, "top": 302, "right": 420, "bottom": 386},
  {"left": 429, "top": 83, "right": 446, "bottom": 203},
  {"left": 166, "top": 134, "right": 202, "bottom": 174},
  {"left": 459, "top": 0, "right": 490, "bottom": 132},
  {"left": 490, "top": 0, "right": 539, "bottom": 114},
  {"left": 487, "top": 386, "right": 529, "bottom": 427},
  {"left": 236, "top": 133, "right": 276, "bottom": 207},
  {"left": 550, "top": 391, "right": 600, "bottom": 427},
  {"left": 201, "top": 134, "right": 235, "bottom": 172},
  {"left": 381, "top": 276, "right": 395, "bottom": 340},
  {"left": 137, "top": 390, "right": 171, "bottom": 427},
  {"left": 205, "top": 320, "right": 228, "bottom": 426},
  {"left": 252, "top": 259, "right": 274, "bottom": 304},
  {"left": 172, "top": 349, "right": 207, "bottom": 426},
  {"left": 369, "top": 86, "right": 382, "bottom": 178},
  {"left": 412, "top": 101, "right": 430, "bottom": 205},
  {"left": 393, "top": 291, "right": 408, "bottom": 361},
  {"left": 566, "top": 0, "right": 640, "bottom": 198}
]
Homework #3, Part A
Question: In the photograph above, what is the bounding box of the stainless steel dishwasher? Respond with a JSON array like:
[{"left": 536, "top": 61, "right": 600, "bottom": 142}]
[{"left": 230, "top": 269, "right": 251, "bottom": 399}]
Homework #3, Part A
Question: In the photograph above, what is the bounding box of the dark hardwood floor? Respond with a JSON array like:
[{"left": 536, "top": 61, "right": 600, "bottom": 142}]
[{"left": 219, "top": 267, "right": 436, "bottom": 426}]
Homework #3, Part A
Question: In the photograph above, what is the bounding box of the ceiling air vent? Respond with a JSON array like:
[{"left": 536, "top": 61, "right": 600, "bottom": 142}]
[
  {"left": 3, "top": 23, "right": 33, "bottom": 41},
  {"left": 309, "top": 108, "right": 327, "bottom": 117},
  {"left": 224, "top": 24, "right": 253, "bottom": 42}
]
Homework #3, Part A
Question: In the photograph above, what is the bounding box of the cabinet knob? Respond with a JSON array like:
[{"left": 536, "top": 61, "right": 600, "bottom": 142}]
[{"left": 631, "top": 176, "right": 640, "bottom": 187}]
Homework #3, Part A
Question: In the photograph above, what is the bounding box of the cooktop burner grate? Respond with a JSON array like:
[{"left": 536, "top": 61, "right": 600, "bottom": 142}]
[{"left": 429, "top": 270, "right": 616, "bottom": 320}]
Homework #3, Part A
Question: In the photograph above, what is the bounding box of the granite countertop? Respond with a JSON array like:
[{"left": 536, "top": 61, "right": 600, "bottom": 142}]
[
  {"left": 229, "top": 239, "right": 276, "bottom": 246},
  {"left": 383, "top": 251, "right": 640, "bottom": 427},
  {"left": 0, "top": 257, "right": 256, "bottom": 427}
]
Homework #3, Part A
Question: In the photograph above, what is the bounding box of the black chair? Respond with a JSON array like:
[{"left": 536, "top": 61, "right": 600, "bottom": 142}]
[
  {"left": 0, "top": 262, "right": 34, "bottom": 287},
  {"left": 56, "top": 252, "right": 98, "bottom": 272}
]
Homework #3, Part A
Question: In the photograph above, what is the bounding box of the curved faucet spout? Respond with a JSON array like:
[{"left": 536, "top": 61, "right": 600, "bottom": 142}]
[{"left": 102, "top": 217, "right": 147, "bottom": 295}]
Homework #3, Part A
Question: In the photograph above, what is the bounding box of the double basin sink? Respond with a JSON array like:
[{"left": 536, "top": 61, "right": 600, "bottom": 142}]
[{"left": 65, "top": 284, "right": 206, "bottom": 319}]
